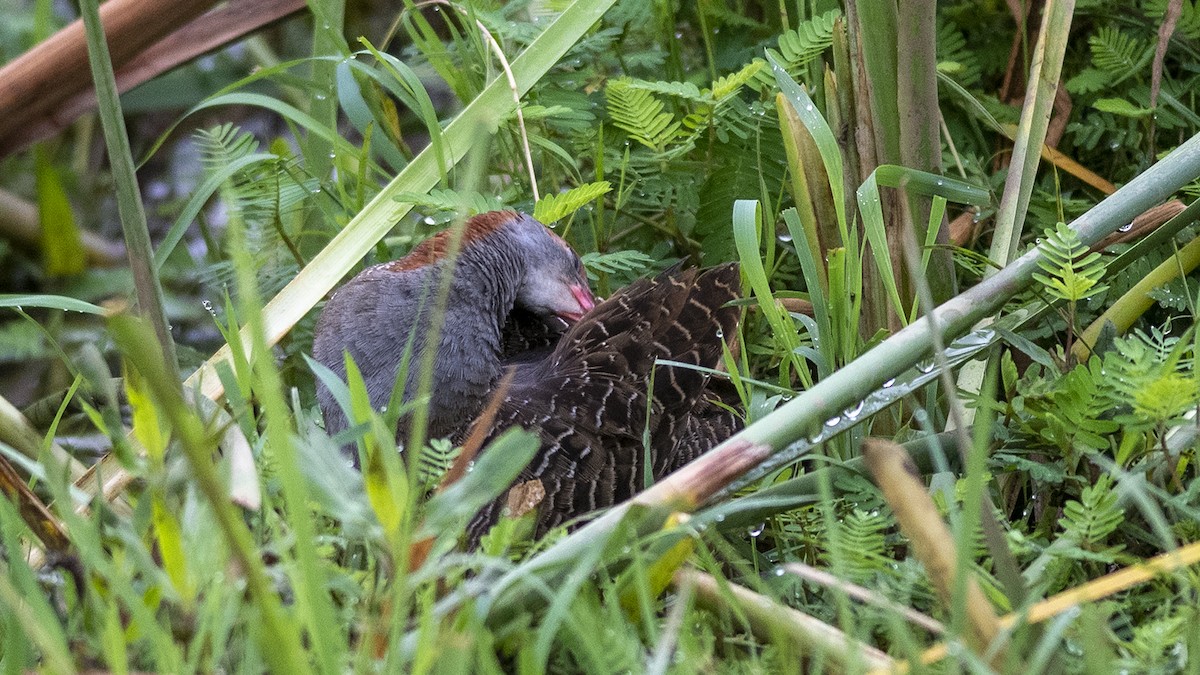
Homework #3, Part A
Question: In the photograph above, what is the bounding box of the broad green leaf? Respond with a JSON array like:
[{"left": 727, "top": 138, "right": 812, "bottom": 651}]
[
  {"left": 151, "top": 495, "right": 193, "bottom": 604},
  {"left": 0, "top": 294, "right": 105, "bottom": 314},
  {"left": 34, "top": 145, "right": 85, "bottom": 276},
  {"left": 1093, "top": 97, "right": 1152, "bottom": 118},
  {"left": 533, "top": 181, "right": 612, "bottom": 224},
  {"left": 124, "top": 365, "right": 169, "bottom": 461}
]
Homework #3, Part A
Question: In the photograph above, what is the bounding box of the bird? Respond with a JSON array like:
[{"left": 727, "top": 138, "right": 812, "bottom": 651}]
[
  {"left": 312, "top": 210, "right": 743, "bottom": 544},
  {"left": 312, "top": 210, "right": 595, "bottom": 446}
]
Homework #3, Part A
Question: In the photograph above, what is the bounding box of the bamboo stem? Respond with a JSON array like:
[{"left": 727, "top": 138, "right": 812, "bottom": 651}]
[{"left": 0, "top": 0, "right": 220, "bottom": 155}]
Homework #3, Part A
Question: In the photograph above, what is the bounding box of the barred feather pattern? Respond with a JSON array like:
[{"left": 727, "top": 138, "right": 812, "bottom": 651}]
[{"left": 466, "top": 263, "right": 742, "bottom": 545}]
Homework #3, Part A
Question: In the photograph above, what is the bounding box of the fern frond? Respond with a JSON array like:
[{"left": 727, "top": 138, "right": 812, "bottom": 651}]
[
  {"left": 828, "top": 509, "right": 888, "bottom": 582},
  {"left": 775, "top": 9, "right": 840, "bottom": 67},
  {"left": 533, "top": 181, "right": 612, "bottom": 224},
  {"left": 1032, "top": 222, "right": 1109, "bottom": 302},
  {"left": 1089, "top": 27, "right": 1152, "bottom": 82},
  {"left": 606, "top": 79, "right": 682, "bottom": 153},
  {"left": 1059, "top": 475, "right": 1123, "bottom": 547},
  {"left": 1146, "top": 0, "right": 1200, "bottom": 40},
  {"left": 710, "top": 61, "right": 765, "bottom": 100},
  {"left": 579, "top": 249, "right": 656, "bottom": 282},
  {"left": 195, "top": 123, "right": 260, "bottom": 172},
  {"left": 623, "top": 78, "right": 706, "bottom": 103},
  {"left": 936, "top": 19, "right": 981, "bottom": 87},
  {"left": 194, "top": 124, "right": 309, "bottom": 298},
  {"left": 394, "top": 189, "right": 505, "bottom": 224},
  {"left": 750, "top": 9, "right": 840, "bottom": 89},
  {"left": 1065, "top": 68, "right": 1109, "bottom": 95},
  {"left": 416, "top": 438, "right": 461, "bottom": 490}
]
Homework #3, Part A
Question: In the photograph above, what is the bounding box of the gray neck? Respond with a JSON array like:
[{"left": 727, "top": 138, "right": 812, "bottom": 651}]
[{"left": 417, "top": 232, "right": 525, "bottom": 439}]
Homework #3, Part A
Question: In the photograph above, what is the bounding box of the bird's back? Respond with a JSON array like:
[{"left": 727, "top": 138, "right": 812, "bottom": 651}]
[{"left": 466, "top": 263, "right": 742, "bottom": 544}]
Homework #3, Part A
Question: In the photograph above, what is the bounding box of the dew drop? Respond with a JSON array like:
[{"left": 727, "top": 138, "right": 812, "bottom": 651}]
[
  {"left": 773, "top": 566, "right": 786, "bottom": 576},
  {"left": 1118, "top": 223, "right": 1134, "bottom": 232},
  {"left": 882, "top": 377, "right": 896, "bottom": 388},
  {"left": 423, "top": 216, "right": 437, "bottom": 225},
  {"left": 748, "top": 523, "right": 764, "bottom": 537},
  {"left": 843, "top": 400, "right": 865, "bottom": 419},
  {"left": 778, "top": 232, "right": 793, "bottom": 243},
  {"left": 201, "top": 300, "right": 217, "bottom": 317},
  {"left": 916, "top": 359, "right": 935, "bottom": 373},
  {"left": 824, "top": 415, "right": 841, "bottom": 427}
]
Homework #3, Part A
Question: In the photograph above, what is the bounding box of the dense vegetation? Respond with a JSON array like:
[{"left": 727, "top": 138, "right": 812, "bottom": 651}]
[{"left": 3, "top": 0, "right": 1200, "bottom": 671}]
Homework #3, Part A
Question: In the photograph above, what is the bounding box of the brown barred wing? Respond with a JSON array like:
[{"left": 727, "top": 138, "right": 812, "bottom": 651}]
[{"left": 464, "top": 264, "right": 743, "bottom": 546}]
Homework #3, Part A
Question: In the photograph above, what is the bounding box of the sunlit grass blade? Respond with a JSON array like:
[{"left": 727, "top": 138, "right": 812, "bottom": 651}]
[
  {"left": 769, "top": 52, "right": 846, "bottom": 242},
  {"left": 34, "top": 144, "right": 85, "bottom": 276},
  {"left": 782, "top": 208, "right": 832, "bottom": 381},
  {"left": 733, "top": 199, "right": 808, "bottom": 388},
  {"left": 858, "top": 165, "right": 990, "bottom": 323},
  {"left": 0, "top": 294, "right": 104, "bottom": 314},
  {"left": 347, "top": 354, "right": 407, "bottom": 541},
  {"left": 108, "top": 313, "right": 308, "bottom": 672}
]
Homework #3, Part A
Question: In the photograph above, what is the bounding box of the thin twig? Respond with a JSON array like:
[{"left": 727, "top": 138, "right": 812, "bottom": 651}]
[
  {"left": 406, "top": 0, "right": 540, "bottom": 200},
  {"left": 678, "top": 568, "right": 895, "bottom": 672},
  {"left": 781, "top": 562, "right": 945, "bottom": 635},
  {"left": 883, "top": 538, "right": 1200, "bottom": 673}
]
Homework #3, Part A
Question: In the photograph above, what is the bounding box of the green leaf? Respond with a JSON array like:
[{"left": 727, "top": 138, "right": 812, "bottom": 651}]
[
  {"left": 533, "top": 181, "right": 612, "bottom": 224},
  {"left": 606, "top": 79, "right": 682, "bottom": 152},
  {"left": 0, "top": 294, "right": 106, "bottom": 314},
  {"left": 1034, "top": 221, "right": 1110, "bottom": 302},
  {"left": 34, "top": 145, "right": 85, "bottom": 277},
  {"left": 124, "top": 364, "right": 170, "bottom": 461},
  {"left": 345, "top": 354, "right": 407, "bottom": 538},
  {"left": 578, "top": 249, "right": 655, "bottom": 282},
  {"left": 1093, "top": 98, "right": 1152, "bottom": 118},
  {"left": 1088, "top": 27, "right": 1152, "bottom": 82},
  {"left": 421, "top": 428, "right": 541, "bottom": 541},
  {"left": 751, "top": 10, "right": 841, "bottom": 90}
]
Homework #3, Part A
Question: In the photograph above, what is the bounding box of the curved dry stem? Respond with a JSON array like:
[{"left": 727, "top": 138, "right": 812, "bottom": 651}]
[{"left": 407, "top": 0, "right": 540, "bottom": 200}]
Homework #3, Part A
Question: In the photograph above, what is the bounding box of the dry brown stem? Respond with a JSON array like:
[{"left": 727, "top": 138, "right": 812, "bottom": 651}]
[{"left": 861, "top": 437, "right": 1006, "bottom": 663}]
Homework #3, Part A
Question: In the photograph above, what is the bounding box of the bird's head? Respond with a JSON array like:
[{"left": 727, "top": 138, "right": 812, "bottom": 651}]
[
  {"left": 388, "top": 211, "right": 596, "bottom": 322},
  {"left": 501, "top": 212, "right": 595, "bottom": 322}
]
